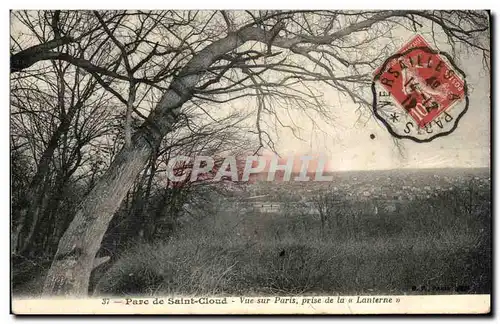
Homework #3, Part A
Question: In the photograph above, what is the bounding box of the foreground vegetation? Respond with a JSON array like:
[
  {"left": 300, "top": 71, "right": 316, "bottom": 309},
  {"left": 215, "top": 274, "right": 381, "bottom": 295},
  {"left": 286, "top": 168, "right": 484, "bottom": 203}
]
[
  {"left": 92, "top": 179, "right": 490, "bottom": 297},
  {"left": 13, "top": 170, "right": 491, "bottom": 297}
]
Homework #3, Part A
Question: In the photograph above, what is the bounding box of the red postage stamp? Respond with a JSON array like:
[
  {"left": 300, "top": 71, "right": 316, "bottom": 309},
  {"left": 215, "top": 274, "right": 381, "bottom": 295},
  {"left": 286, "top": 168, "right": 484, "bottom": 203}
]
[{"left": 372, "top": 35, "right": 468, "bottom": 142}]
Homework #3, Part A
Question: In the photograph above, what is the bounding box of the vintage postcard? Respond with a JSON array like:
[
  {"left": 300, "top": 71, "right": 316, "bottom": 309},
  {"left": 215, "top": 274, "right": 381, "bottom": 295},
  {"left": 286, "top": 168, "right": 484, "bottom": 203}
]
[{"left": 10, "top": 9, "right": 491, "bottom": 315}]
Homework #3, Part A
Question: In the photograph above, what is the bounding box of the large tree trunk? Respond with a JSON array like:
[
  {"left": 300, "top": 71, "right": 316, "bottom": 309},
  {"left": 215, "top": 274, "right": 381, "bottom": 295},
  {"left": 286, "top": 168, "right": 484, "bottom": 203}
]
[
  {"left": 42, "top": 26, "right": 277, "bottom": 296},
  {"left": 42, "top": 133, "right": 154, "bottom": 295}
]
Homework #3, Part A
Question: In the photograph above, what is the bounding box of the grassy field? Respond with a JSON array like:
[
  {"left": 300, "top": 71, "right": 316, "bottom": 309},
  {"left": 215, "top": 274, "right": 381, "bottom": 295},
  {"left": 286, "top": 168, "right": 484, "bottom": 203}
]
[{"left": 94, "top": 168, "right": 491, "bottom": 297}]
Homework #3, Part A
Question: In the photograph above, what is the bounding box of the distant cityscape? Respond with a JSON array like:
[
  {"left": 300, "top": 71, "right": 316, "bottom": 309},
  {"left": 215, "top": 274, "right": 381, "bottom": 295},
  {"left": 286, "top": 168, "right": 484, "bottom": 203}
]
[{"left": 241, "top": 168, "right": 489, "bottom": 199}]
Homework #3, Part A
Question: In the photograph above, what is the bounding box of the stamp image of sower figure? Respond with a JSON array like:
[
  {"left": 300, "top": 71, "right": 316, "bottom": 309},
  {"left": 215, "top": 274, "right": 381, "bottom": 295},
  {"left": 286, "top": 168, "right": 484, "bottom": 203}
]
[{"left": 372, "top": 35, "right": 468, "bottom": 142}]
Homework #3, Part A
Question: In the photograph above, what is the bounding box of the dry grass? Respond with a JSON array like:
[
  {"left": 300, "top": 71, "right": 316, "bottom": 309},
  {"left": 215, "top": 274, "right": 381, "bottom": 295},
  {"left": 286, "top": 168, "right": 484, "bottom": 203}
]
[{"left": 95, "top": 187, "right": 491, "bottom": 297}]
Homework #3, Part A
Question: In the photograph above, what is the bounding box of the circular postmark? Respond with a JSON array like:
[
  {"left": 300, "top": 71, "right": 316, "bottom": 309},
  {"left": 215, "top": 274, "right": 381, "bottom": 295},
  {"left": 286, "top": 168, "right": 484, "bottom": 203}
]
[{"left": 372, "top": 35, "right": 468, "bottom": 143}]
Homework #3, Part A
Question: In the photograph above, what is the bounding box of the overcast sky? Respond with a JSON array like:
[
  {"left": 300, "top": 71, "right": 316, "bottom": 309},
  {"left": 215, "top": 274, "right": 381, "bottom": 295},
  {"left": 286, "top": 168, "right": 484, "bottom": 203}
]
[{"left": 273, "top": 29, "right": 490, "bottom": 171}]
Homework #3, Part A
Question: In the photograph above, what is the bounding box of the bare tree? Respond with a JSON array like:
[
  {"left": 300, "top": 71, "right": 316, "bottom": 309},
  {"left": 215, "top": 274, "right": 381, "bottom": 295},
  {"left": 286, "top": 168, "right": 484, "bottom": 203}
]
[
  {"left": 10, "top": 10, "right": 489, "bottom": 295},
  {"left": 312, "top": 185, "right": 337, "bottom": 237},
  {"left": 10, "top": 11, "right": 119, "bottom": 256}
]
